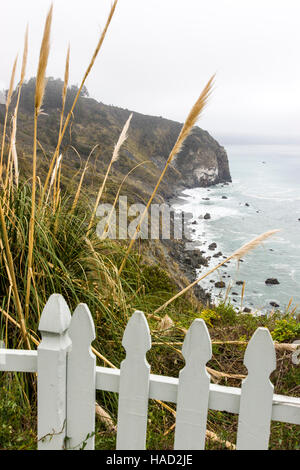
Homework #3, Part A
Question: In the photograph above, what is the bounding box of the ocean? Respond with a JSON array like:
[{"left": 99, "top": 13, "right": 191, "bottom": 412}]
[{"left": 174, "top": 144, "right": 300, "bottom": 313}]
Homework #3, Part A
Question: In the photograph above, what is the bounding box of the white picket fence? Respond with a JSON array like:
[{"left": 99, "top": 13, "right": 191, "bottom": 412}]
[{"left": 0, "top": 293, "right": 299, "bottom": 450}]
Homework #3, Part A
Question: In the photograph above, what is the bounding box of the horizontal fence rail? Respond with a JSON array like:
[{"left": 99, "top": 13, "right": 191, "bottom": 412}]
[{"left": 0, "top": 293, "right": 299, "bottom": 450}]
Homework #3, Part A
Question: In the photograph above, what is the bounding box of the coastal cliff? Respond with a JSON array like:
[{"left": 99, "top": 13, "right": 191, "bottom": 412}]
[
  {"left": 2, "top": 78, "right": 231, "bottom": 201},
  {"left": 174, "top": 129, "right": 231, "bottom": 188}
]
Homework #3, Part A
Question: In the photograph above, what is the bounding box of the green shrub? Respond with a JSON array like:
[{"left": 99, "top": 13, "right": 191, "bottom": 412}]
[
  {"left": 215, "top": 302, "right": 238, "bottom": 325},
  {"left": 142, "top": 265, "right": 175, "bottom": 294},
  {"left": 199, "top": 308, "right": 221, "bottom": 328},
  {"left": 0, "top": 380, "right": 36, "bottom": 450},
  {"left": 271, "top": 317, "right": 300, "bottom": 342}
]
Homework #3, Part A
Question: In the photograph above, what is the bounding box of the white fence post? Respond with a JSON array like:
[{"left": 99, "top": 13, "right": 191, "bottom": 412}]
[
  {"left": 66, "top": 304, "right": 96, "bottom": 450},
  {"left": 37, "top": 294, "right": 71, "bottom": 450},
  {"left": 174, "top": 319, "right": 212, "bottom": 450},
  {"left": 116, "top": 311, "right": 151, "bottom": 450},
  {"left": 236, "top": 327, "right": 276, "bottom": 450}
]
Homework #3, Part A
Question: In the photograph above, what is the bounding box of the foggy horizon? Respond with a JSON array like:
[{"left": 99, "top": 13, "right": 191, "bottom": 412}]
[{"left": 1, "top": 0, "right": 300, "bottom": 146}]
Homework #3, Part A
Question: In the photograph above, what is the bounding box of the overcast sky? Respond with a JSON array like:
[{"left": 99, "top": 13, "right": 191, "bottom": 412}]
[{"left": 1, "top": 0, "right": 300, "bottom": 144}]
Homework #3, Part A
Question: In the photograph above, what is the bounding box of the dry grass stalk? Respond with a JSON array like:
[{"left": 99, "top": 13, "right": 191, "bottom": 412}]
[
  {"left": 87, "top": 113, "right": 133, "bottom": 233},
  {"left": 157, "top": 314, "right": 175, "bottom": 334},
  {"left": 0, "top": 207, "right": 31, "bottom": 349},
  {"left": 9, "top": 27, "right": 28, "bottom": 187},
  {"left": 224, "top": 279, "right": 232, "bottom": 304},
  {"left": 240, "top": 280, "right": 246, "bottom": 312},
  {"left": 0, "top": 306, "right": 39, "bottom": 347},
  {"left": 154, "top": 229, "right": 280, "bottom": 314},
  {"left": 118, "top": 75, "right": 215, "bottom": 275},
  {"left": 0, "top": 302, "right": 118, "bottom": 369},
  {"left": 48, "top": 154, "right": 62, "bottom": 198},
  {"left": 71, "top": 145, "right": 100, "bottom": 213},
  {"left": 100, "top": 160, "right": 151, "bottom": 239},
  {"left": 207, "top": 366, "right": 245, "bottom": 380},
  {"left": 112, "top": 113, "right": 133, "bottom": 163},
  {"left": 232, "top": 229, "right": 280, "bottom": 262},
  {"left": 95, "top": 402, "right": 116, "bottom": 432},
  {"left": 163, "top": 422, "right": 235, "bottom": 449},
  {"left": 130, "top": 338, "right": 299, "bottom": 353},
  {"left": 0, "top": 55, "right": 18, "bottom": 179},
  {"left": 20, "top": 25, "right": 29, "bottom": 85},
  {"left": 6, "top": 56, "right": 18, "bottom": 109},
  {"left": 206, "top": 430, "right": 236, "bottom": 450},
  {"left": 5, "top": 27, "right": 28, "bottom": 187},
  {"left": 60, "top": 45, "right": 70, "bottom": 133},
  {"left": 25, "top": 5, "right": 53, "bottom": 322},
  {"left": 40, "top": 0, "right": 119, "bottom": 206},
  {"left": 10, "top": 117, "right": 18, "bottom": 187},
  {"left": 35, "top": 5, "right": 52, "bottom": 115},
  {"left": 285, "top": 297, "right": 293, "bottom": 313},
  {"left": 273, "top": 342, "right": 300, "bottom": 352},
  {"left": 53, "top": 45, "right": 70, "bottom": 207}
]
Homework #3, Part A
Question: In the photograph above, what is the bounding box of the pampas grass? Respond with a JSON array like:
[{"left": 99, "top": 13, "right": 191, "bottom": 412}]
[
  {"left": 49, "top": 154, "right": 62, "bottom": 190},
  {"left": 53, "top": 45, "right": 70, "bottom": 208},
  {"left": 40, "top": 0, "right": 119, "bottom": 207},
  {"left": 87, "top": 112, "right": 133, "bottom": 233},
  {"left": 118, "top": 74, "right": 215, "bottom": 275},
  {"left": 9, "top": 26, "right": 29, "bottom": 188},
  {"left": 0, "top": 55, "right": 18, "bottom": 178},
  {"left": 154, "top": 229, "right": 280, "bottom": 314},
  {"left": 25, "top": 5, "right": 53, "bottom": 320},
  {"left": 0, "top": 32, "right": 29, "bottom": 346},
  {"left": 71, "top": 144, "right": 99, "bottom": 214},
  {"left": 35, "top": 6, "right": 52, "bottom": 116},
  {"left": 0, "top": 203, "right": 30, "bottom": 348},
  {"left": 232, "top": 229, "right": 280, "bottom": 262},
  {"left": 100, "top": 160, "right": 151, "bottom": 239},
  {"left": 112, "top": 113, "right": 133, "bottom": 163}
]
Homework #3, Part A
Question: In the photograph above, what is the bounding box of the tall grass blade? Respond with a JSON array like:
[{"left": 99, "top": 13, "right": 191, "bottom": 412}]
[
  {"left": 154, "top": 229, "right": 280, "bottom": 314},
  {"left": 118, "top": 74, "right": 215, "bottom": 275}
]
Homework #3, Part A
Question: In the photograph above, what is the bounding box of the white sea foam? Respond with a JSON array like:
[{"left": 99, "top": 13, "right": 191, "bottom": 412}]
[{"left": 175, "top": 144, "right": 300, "bottom": 310}]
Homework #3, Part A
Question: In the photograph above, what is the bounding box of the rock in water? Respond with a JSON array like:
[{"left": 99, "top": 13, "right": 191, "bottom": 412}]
[
  {"left": 208, "top": 242, "right": 217, "bottom": 250},
  {"left": 215, "top": 281, "right": 225, "bottom": 288},
  {"left": 265, "top": 278, "right": 280, "bottom": 285}
]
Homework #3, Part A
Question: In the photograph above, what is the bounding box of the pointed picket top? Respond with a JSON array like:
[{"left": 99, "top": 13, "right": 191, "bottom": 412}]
[
  {"left": 67, "top": 303, "right": 96, "bottom": 450},
  {"left": 182, "top": 318, "right": 212, "bottom": 367},
  {"left": 236, "top": 327, "right": 276, "bottom": 450},
  {"left": 244, "top": 327, "right": 276, "bottom": 376},
  {"left": 69, "top": 303, "right": 96, "bottom": 347},
  {"left": 39, "top": 294, "right": 71, "bottom": 334},
  {"left": 122, "top": 310, "right": 151, "bottom": 355},
  {"left": 117, "top": 311, "right": 151, "bottom": 450},
  {"left": 174, "top": 319, "right": 212, "bottom": 450},
  {"left": 38, "top": 294, "right": 71, "bottom": 450}
]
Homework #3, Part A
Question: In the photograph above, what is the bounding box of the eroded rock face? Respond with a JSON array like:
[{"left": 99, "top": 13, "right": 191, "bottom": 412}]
[{"left": 174, "top": 128, "right": 231, "bottom": 187}]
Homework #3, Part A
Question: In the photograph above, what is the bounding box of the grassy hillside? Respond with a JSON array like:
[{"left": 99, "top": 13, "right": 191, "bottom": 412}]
[
  {"left": 1, "top": 77, "right": 230, "bottom": 205},
  {"left": 0, "top": 78, "right": 298, "bottom": 450},
  {"left": 0, "top": 4, "right": 298, "bottom": 450}
]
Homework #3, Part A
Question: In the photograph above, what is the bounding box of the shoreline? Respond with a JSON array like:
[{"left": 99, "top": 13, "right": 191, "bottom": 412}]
[
  {"left": 165, "top": 182, "right": 259, "bottom": 313},
  {"left": 167, "top": 179, "right": 297, "bottom": 315},
  {"left": 162, "top": 182, "right": 233, "bottom": 308}
]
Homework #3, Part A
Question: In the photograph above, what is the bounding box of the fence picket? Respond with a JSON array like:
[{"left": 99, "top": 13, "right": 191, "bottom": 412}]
[
  {"left": 116, "top": 311, "right": 151, "bottom": 450},
  {"left": 66, "top": 304, "right": 96, "bottom": 450},
  {"left": 174, "top": 319, "right": 212, "bottom": 450},
  {"left": 236, "top": 327, "right": 276, "bottom": 450},
  {"left": 1, "top": 292, "right": 299, "bottom": 451},
  {"left": 37, "top": 294, "right": 71, "bottom": 450}
]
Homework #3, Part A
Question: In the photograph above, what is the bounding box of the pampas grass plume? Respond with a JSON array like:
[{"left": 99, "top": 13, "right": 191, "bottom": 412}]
[
  {"left": 112, "top": 113, "right": 133, "bottom": 163},
  {"left": 35, "top": 5, "right": 53, "bottom": 115}
]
